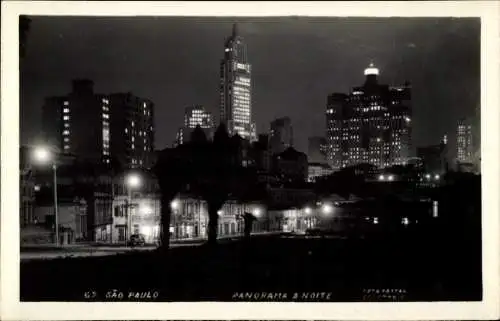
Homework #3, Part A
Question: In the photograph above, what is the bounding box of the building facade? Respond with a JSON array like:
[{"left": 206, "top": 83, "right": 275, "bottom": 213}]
[
  {"left": 308, "top": 136, "right": 328, "bottom": 164},
  {"left": 41, "top": 80, "right": 155, "bottom": 170},
  {"left": 33, "top": 197, "right": 88, "bottom": 244},
  {"left": 219, "top": 24, "right": 256, "bottom": 141},
  {"left": 326, "top": 64, "right": 412, "bottom": 171},
  {"left": 417, "top": 138, "right": 448, "bottom": 175},
  {"left": 176, "top": 105, "right": 215, "bottom": 146},
  {"left": 42, "top": 80, "right": 104, "bottom": 163},
  {"left": 20, "top": 146, "right": 36, "bottom": 227},
  {"left": 456, "top": 118, "right": 474, "bottom": 165},
  {"left": 108, "top": 92, "right": 155, "bottom": 169},
  {"left": 273, "top": 147, "right": 309, "bottom": 182},
  {"left": 269, "top": 117, "right": 294, "bottom": 155},
  {"left": 308, "top": 162, "right": 334, "bottom": 183}
]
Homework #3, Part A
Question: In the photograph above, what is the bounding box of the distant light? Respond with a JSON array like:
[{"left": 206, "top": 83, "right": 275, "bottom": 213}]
[
  {"left": 402, "top": 217, "right": 409, "bottom": 226},
  {"left": 170, "top": 200, "right": 179, "bottom": 210},
  {"left": 322, "top": 204, "right": 333, "bottom": 215},
  {"left": 304, "top": 207, "right": 312, "bottom": 215},
  {"left": 379, "top": 175, "right": 385, "bottom": 181},
  {"left": 126, "top": 173, "right": 141, "bottom": 188},
  {"left": 433, "top": 201, "right": 439, "bottom": 218},
  {"left": 33, "top": 146, "right": 51, "bottom": 164},
  {"left": 364, "top": 63, "right": 379, "bottom": 76},
  {"left": 388, "top": 175, "right": 394, "bottom": 181},
  {"left": 373, "top": 217, "right": 379, "bottom": 224},
  {"left": 434, "top": 174, "right": 440, "bottom": 180},
  {"left": 425, "top": 174, "right": 431, "bottom": 180},
  {"left": 140, "top": 226, "right": 152, "bottom": 237},
  {"left": 405, "top": 117, "right": 411, "bottom": 123},
  {"left": 140, "top": 205, "right": 153, "bottom": 215},
  {"left": 34, "top": 185, "right": 41, "bottom": 192},
  {"left": 253, "top": 208, "right": 261, "bottom": 217},
  {"left": 217, "top": 210, "right": 223, "bottom": 216}
]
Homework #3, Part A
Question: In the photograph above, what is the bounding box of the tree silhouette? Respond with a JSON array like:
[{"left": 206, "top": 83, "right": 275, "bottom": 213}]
[
  {"left": 190, "top": 123, "right": 236, "bottom": 246},
  {"left": 155, "top": 123, "right": 259, "bottom": 248}
]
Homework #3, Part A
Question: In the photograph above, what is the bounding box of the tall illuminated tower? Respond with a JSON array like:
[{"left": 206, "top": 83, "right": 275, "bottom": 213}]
[
  {"left": 219, "top": 23, "right": 256, "bottom": 141},
  {"left": 326, "top": 63, "right": 412, "bottom": 170}
]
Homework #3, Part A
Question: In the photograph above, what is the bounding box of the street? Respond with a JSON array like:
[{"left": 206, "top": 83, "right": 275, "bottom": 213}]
[{"left": 20, "top": 232, "right": 283, "bottom": 261}]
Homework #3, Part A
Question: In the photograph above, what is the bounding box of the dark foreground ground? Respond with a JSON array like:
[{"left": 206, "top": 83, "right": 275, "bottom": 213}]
[{"left": 21, "top": 229, "right": 481, "bottom": 302}]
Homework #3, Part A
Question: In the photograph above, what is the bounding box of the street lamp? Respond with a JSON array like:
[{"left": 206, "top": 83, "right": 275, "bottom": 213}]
[
  {"left": 32, "top": 146, "right": 59, "bottom": 246},
  {"left": 170, "top": 199, "right": 180, "bottom": 239},
  {"left": 304, "top": 207, "right": 312, "bottom": 215},
  {"left": 170, "top": 199, "right": 179, "bottom": 210},
  {"left": 125, "top": 173, "right": 141, "bottom": 245},
  {"left": 322, "top": 204, "right": 333, "bottom": 215}
]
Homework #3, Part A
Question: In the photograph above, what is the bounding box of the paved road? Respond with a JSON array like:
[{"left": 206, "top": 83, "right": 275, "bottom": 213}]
[
  {"left": 20, "top": 242, "right": 203, "bottom": 261},
  {"left": 20, "top": 232, "right": 285, "bottom": 261}
]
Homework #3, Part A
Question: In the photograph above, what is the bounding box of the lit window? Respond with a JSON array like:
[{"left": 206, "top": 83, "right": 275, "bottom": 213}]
[
  {"left": 64, "top": 145, "right": 70, "bottom": 150},
  {"left": 64, "top": 137, "right": 70, "bottom": 142},
  {"left": 63, "top": 130, "right": 70, "bottom": 135},
  {"left": 102, "top": 113, "right": 109, "bottom": 119},
  {"left": 63, "top": 108, "right": 70, "bottom": 113},
  {"left": 64, "top": 123, "right": 70, "bottom": 128},
  {"left": 63, "top": 101, "right": 69, "bottom": 106},
  {"left": 131, "top": 144, "right": 135, "bottom": 150},
  {"left": 63, "top": 115, "right": 70, "bottom": 121},
  {"left": 132, "top": 136, "right": 135, "bottom": 142},
  {"left": 125, "top": 128, "right": 128, "bottom": 134},
  {"left": 131, "top": 121, "right": 135, "bottom": 127}
]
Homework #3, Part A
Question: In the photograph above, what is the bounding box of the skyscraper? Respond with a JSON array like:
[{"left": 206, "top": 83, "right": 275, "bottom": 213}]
[
  {"left": 108, "top": 93, "right": 155, "bottom": 169},
  {"left": 457, "top": 118, "right": 474, "bottom": 164},
  {"left": 269, "top": 117, "right": 294, "bottom": 155},
  {"left": 41, "top": 80, "right": 155, "bottom": 169},
  {"left": 175, "top": 105, "right": 215, "bottom": 145},
  {"left": 326, "top": 63, "right": 412, "bottom": 170},
  {"left": 308, "top": 136, "right": 328, "bottom": 164},
  {"left": 42, "top": 80, "right": 108, "bottom": 164},
  {"left": 219, "top": 23, "right": 256, "bottom": 141}
]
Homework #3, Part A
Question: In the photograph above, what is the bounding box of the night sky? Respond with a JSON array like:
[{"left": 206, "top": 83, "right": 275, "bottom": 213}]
[{"left": 20, "top": 16, "right": 480, "bottom": 155}]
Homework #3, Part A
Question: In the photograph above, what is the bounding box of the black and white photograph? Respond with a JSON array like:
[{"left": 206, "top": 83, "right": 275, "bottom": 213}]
[{"left": 2, "top": 1, "right": 499, "bottom": 320}]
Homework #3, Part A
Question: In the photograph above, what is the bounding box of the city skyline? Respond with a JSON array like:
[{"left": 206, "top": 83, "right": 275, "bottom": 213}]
[{"left": 20, "top": 17, "right": 480, "bottom": 154}]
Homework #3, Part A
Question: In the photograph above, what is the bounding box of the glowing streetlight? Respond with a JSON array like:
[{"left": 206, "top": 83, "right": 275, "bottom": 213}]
[
  {"left": 434, "top": 174, "right": 440, "bottom": 180},
  {"left": 217, "top": 210, "right": 223, "bottom": 216},
  {"left": 125, "top": 173, "right": 142, "bottom": 246},
  {"left": 253, "top": 208, "right": 261, "bottom": 217},
  {"left": 32, "top": 145, "right": 59, "bottom": 246},
  {"left": 126, "top": 173, "right": 142, "bottom": 188},
  {"left": 304, "top": 207, "right": 312, "bottom": 215},
  {"left": 322, "top": 204, "right": 333, "bottom": 215},
  {"left": 425, "top": 173, "right": 431, "bottom": 180},
  {"left": 378, "top": 175, "right": 385, "bottom": 181},
  {"left": 170, "top": 199, "right": 180, "bottom": 210},
  {"left": 388, "top": 175, "right": 394, "bottom": 181},
  {"left": 33, "top": 146, "right": 51, "bottom": 163}
]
